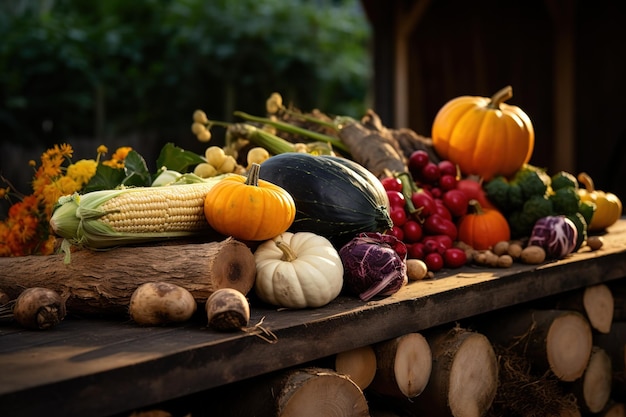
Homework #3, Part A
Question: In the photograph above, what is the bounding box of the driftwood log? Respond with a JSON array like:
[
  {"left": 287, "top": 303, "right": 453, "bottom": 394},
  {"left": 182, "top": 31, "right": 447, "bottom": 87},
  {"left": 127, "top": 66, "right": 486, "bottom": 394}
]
[{"left": 0, "top": 237, "right": 256, "bottom": 315}]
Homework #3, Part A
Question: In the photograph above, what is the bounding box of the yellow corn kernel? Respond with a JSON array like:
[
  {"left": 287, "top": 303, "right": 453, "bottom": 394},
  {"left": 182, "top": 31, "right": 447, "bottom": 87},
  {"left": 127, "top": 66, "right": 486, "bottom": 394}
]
[{"left": 98, "top": 183, "right": 212, "bottom": 233}]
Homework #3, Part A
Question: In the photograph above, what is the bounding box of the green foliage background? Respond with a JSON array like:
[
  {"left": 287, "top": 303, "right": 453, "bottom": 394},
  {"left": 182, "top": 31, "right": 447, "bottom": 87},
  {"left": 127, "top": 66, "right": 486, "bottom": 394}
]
[{"left": 0, "top": 0, "right": 371, "bottom": 148}]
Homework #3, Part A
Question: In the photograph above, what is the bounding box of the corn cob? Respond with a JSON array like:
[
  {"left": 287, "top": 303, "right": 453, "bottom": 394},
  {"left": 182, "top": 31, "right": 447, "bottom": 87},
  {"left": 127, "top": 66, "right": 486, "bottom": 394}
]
[{"left": 50, "top": 179, "right": 224, "bottom": 250}]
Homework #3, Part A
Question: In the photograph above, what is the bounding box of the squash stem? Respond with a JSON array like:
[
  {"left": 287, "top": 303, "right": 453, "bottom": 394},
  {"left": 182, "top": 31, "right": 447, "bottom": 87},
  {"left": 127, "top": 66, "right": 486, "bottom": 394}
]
[
  {"left": 274, "top": 239, "right": 297, "bottom": 262},
  {"left": 246, "top": 163, "right": 261, "bottom": 187},
  {"left": 488, "top": 85, "right": 513, "bottom": 109}
]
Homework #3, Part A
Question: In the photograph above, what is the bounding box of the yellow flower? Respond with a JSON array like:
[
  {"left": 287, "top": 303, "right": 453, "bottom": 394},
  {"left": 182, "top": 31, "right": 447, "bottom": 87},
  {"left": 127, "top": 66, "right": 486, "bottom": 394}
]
[
  {"left": 102, "top": 146, "right": 132, "bottom": 168},
  {"left": 97, "top": 145, "right": 108, "bottom": 154},
  {"left": 67, "top": 159, "right": 97, "bottom": 186}
]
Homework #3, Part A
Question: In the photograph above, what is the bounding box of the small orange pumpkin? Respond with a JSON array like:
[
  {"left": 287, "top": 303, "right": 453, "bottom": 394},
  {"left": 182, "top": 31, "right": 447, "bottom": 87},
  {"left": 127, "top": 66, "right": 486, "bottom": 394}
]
[
  {"left": 204, "top": 163, "right": 296, "bottom": 241},
  {"left": 457, "top": 200, "right": 510, "bottom": 250},
  {"left": 432, "top": 86, "right": 534, "bottom": 181}
]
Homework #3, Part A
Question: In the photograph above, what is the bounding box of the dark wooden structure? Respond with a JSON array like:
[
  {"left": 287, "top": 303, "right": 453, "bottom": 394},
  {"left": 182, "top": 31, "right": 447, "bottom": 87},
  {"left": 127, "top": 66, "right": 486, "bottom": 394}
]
[
  {"left": 1, "top": 220, "right": 626, "bottom": 417},
  {"left": 361, "top": 0, "right": 626, "bottom": 200}
]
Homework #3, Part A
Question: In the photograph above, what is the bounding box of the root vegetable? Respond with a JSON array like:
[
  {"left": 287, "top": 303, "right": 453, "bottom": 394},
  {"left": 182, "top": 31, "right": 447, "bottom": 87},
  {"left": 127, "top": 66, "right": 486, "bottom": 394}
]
[
  {"left": 129, "top": 282, "right": 197, "bottom": 326},
  {"left": 13, "top": 287, "right": 66, "bottom": 330},
  {"left": 492, "top": 241, "right": 509, "bottom": 256},
  {"left": 497, "top": 254, "right": 514, "bottom": 268},
  {"left": 206, "top": 288, "right": 250, "bottom": 331},
  {"left": 406, "top": 259, "right": 428, "bottom": 280},
  {"left": 507, "top": 241, "right": 524, "bottom": 259},
  {"left": 520, "top": 245, "right": 547, "bottom": 264},
  {"left": 586, "top": 236, "right": 604, "bottom": 251}
]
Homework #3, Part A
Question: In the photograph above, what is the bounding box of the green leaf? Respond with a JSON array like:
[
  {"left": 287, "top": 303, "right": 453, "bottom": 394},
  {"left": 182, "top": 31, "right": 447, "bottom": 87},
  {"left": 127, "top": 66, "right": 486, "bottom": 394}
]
[
  {"left": 156, "top": 142, "right": 205, "bottom": 174},
  {"left": 83, "top": 164, "right": 126, "bottom": 192},
  {"left": 121, "top": 150, "right": 152, "bottom": 187}
]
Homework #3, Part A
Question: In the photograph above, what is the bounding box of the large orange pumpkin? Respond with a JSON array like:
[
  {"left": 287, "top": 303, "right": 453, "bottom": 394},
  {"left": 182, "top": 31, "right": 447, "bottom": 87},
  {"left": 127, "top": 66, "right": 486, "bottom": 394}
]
[{"left": 432, "top": 86, "right": 534, "bottom": 181}]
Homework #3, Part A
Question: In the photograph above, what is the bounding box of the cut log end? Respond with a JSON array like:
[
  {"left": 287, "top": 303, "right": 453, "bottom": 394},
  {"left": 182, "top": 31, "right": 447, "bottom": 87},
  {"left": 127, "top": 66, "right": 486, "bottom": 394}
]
[
  {"left": 448, "top": 332, "right": 499, "bottom": 417},
  {"left": 581, "top": 347, "right": 613, "bottom": 413},
  {"left": 335, "top": 345, "right": 377, "bottom": 390},
  {"left": 278, "top": 368, "right": 369, "bottom": 417},
  {"left": 583, "top": 284, "right": 614, "bottom": 334},
  {"left": 370, "top": 333, "right": 432, "bottom": 399},
  {"left": 547, "top": 312, "right": 593, "bottom": 381}
]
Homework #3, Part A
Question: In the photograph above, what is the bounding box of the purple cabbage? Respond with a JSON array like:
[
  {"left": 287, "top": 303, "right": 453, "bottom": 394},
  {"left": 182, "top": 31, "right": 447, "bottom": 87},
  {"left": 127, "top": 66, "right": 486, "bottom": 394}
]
[
  {"left": 339, "top": 232, "right": 408, "bottom": 301},
  {"left": 528, "top": 215, "right": 578, "bottom": 259}
]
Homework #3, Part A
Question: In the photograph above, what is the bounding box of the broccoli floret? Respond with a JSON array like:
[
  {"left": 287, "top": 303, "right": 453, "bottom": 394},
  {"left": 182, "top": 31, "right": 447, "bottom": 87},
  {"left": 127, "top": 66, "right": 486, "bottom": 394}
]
[
  {"left": 523, "top": 195, "right": 554, "bottom": 222},
  {"left": 550, "top": 187, "right": 581, "bottom": 215},
  {"left": 513, "top": 164, "right": 551, "bottom": 199},
  {"left": 484, "top": 176, "right": 512, "bottom": 211},
  {"left": 507, "top": 184, "right": 525, "bottom": 211},
  {"left": 508, "top": 195, "right": 554, "bottom": 238},
  {"left": 551, "top": 171, "right": 578, "bottom": 191}
]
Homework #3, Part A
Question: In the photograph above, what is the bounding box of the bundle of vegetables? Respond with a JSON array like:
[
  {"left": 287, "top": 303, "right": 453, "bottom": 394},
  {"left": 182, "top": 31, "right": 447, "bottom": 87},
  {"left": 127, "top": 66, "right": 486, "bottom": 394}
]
[
  {"left": 484, "top": 165, "right": 595, "bottom": 247},
  {"left": 193, "top": 93, "right": 438, "bottom": 180},
  {"left": 339, "top": 232, "right": 408, "bottom": 301}
]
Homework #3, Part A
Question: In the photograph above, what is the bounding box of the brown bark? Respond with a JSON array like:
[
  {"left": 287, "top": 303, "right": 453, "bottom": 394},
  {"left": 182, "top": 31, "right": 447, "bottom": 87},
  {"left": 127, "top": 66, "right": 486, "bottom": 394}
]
[
  {"left": 368, "top": 332, "right": 432, "bottom": 399},
  {"left": 0, "top": 237, "right": 256, "bottom": 315},
  {"left": 334, "top": 345, "right": 377, "bottom": 391},
  {"left": 404, "top": 326, "right": 498, "bottom": 417},
  {"left": 197, "top": 367, "right": 369, "bottom": 417},
  {"left": 338, "top": 110, "right": 408, "bottom": 178},
  {"left": 477, "top": 309, "right": 593, "bottom": 382},
  {"left": 569, "top": 346, "right": 613, "bottom": 413}
]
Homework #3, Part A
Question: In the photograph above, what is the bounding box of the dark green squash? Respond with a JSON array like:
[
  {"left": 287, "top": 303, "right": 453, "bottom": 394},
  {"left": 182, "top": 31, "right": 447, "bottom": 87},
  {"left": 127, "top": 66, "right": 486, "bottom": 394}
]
[{"left": 259, "top": 153, "right": 392, "bottom": 247}]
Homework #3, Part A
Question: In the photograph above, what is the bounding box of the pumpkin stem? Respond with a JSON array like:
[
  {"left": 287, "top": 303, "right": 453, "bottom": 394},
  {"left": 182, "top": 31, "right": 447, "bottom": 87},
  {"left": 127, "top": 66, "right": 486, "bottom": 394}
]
[
  {"left": 246, "top": 163, "right": 261, "bottom": 187},
  {"left": 488, "top": 86, "right": 513, "bottom": 109},
  {"left": 577, "top": 172, "right": 595, "bottom": 192},
  {"left": 274, "top": 238, "right": 297, "bottom": 262},
  {"left": 468, "top": 199, "right": 485, "bottom": 215}
]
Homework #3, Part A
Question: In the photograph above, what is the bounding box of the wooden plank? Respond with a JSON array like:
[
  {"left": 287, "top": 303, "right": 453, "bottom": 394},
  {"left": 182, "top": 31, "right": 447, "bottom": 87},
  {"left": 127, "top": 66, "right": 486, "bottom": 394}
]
[{"left": 1, "top": 220, "right": 625, "bottom": 417}]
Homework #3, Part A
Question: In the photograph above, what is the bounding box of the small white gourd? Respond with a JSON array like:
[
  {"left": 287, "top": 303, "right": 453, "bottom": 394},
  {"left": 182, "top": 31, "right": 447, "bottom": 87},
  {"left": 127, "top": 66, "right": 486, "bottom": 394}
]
[{"left": 254, "top": 232, "right": 344, "bottom": 308}]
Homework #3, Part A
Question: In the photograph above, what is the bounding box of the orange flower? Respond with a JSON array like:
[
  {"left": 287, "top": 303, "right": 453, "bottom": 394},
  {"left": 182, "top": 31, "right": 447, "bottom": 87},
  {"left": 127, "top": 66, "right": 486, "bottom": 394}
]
[{"left": 102, "top": 146, "right": 132, "bottom": 169}]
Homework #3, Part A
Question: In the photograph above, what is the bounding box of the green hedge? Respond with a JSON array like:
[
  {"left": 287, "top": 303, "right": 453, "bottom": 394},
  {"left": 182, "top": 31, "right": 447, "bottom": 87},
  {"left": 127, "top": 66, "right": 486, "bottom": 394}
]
[{"left": 0, "top": 0, "right": 371, "bottom": 147}]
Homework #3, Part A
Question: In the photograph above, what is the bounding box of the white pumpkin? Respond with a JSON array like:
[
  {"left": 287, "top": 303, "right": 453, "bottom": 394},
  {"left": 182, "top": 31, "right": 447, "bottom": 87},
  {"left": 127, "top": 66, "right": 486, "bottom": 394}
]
[{"left": 254, "top": 232, "right": 344, "bottom": 308}]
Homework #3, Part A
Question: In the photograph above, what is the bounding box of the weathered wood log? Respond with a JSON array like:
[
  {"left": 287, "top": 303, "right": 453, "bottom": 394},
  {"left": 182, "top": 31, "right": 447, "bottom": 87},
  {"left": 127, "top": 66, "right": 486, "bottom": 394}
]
[
  {"left": 569, "top": 346, "right": 612, "bottom": 413},
  {"left": 334, "top": 345, "right": 377, "bottom": 390},
  {"left": 368, "top": 332, "right": 432, "bottom": 399},
  {"left": 595, "top": 321, "right": 626, "bottom": 401},
  {"left": 193, "top": 367, "right": 369, "bottom": 417},
  {"left": 0, "top": 237, "right": 256, "bottom": 315},
  {"left": 476, "top": 309, "right": 593, "bottom": 382},
  {"left": 610, "top": 281, "right": 626, "bottom": 322},
  {"left": 537, "top": 284, "right": 614, "bottom": 334},
  {"left": 595, "top": 401, "right": 626, "bottom": 417},
  {"left": 400, "top": 326, "right": 498, "bottom": 417}
]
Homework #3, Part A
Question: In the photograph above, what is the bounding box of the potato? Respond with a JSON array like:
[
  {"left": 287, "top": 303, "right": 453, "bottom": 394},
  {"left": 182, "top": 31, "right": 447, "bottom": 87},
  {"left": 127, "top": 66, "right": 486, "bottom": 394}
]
[
  {"left": 520, "top": 245, "right": 546, "bottom": 265},
  {"left": 129, "top": 282, "right": 197, "bottom": 326},
  {"left": 406, "top": 259, "right": 429, "bottom": 281},
  {"left": 492, "top": 241, "right": 509, "bottom": 256},
  {"left": 586, "top": 236, "right": 604, "bottom": 251}
]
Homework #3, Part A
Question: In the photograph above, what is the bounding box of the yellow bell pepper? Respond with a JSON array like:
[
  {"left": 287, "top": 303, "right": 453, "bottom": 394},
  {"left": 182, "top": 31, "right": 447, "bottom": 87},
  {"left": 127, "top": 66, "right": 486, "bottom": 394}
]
[{"left": 577, "top": 172, "right": 623, "bottom": 231}]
